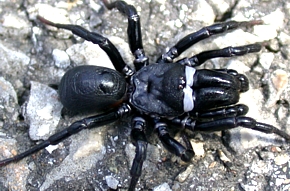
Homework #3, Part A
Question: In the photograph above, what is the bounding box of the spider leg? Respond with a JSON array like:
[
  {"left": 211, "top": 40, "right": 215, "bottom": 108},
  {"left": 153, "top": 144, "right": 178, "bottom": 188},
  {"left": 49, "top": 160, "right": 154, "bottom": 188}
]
[
  {"left": 37, "top": 16, "right": 134, "bottom": 77},
  {"left": 176, "top": 44, "right": 261, "bottom": 67},
  {"left": 155, "top": 121, "right": 194, "bottom": 162},
  {"left": 214, "top": 69, "right": 249, "bottom": 92},
  {"left": 189, "top": 69, "right": 248, "bottom": 111},
  {"left": 194, "top": 117, "right": 290, "bottom": 141},
  {"left": 192, "top": 69, "right": 248, "bottom": 91},
  {"left": 157, "top": 20, "right": 262, "bottom": 63},
  {"left": 170, "top": 107, "right": 290, "bottom": 141},
  {"left": 129, "top": 117, "right": 147, "bottom": 191},
  {"left": 0, "top": 104, "right": 131, "bottom": 167},
  {"left": 192, "top": 69, "right": 249, "bottom": 95},
  {"left": 181, "top": 68, "right": 251, "bottom": 112},
  {"left": 102, "top": 0, "right": 149, "bottom": 70},
  {"left": 196, "top": 104, "right": 249, "bottom": 120},
  {"left": 171, "top": 104, "right": 249, "bottom": 128}
]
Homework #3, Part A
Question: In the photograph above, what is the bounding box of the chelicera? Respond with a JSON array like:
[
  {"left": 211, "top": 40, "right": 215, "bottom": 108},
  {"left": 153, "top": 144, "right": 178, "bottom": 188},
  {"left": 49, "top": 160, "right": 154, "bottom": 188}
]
[{"left": 1, "top": 0, "right": 290, "bottom": 190}]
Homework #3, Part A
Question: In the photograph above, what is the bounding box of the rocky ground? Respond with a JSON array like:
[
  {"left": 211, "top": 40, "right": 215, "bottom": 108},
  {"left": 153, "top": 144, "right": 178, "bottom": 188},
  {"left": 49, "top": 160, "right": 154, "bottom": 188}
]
[{"left": 0, "top": 0, "right": 290, "bottom": 190}]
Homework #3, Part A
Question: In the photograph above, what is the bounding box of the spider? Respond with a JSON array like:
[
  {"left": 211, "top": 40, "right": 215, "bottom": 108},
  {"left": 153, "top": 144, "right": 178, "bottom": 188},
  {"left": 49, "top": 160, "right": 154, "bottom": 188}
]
[{"left": 0, "top": 0, "right": 290, "bottom": 190}]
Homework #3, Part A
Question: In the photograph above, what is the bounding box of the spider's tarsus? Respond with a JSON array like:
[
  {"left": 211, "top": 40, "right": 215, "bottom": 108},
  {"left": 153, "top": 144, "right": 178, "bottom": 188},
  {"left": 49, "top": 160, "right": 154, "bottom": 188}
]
[
  {"left": 37, "top": 15, "right": 57, "bottom": 27},
  {"left": 0, "top": 158, "right": 13, "bottom": 167},
  {"left": 240, "top": 20, "right": 264, "bottom": 27},
  {"left": 101, "top": 0, "right": 114, "bottom": 10},
  {"left": 249, "top": 20, "right": 264, "bottom": 25}
]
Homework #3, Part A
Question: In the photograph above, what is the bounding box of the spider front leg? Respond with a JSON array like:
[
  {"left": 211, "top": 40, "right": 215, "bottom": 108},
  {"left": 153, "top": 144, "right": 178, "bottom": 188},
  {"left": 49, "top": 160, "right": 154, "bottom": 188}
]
[
  {"left": 182, "top": 70, "right": 290, "bottom": 140},
  {"left": 0, "top": 104, "right": 131, "bottom": 167},
  {"left": 157, "top": 20, "right": 262, "bottom": 63},
  {"left": 189, "top": 69, "right": 247, "bottom": 111},
  {"left": 102, "top": 0, "right": 149, "bottom": 70}
]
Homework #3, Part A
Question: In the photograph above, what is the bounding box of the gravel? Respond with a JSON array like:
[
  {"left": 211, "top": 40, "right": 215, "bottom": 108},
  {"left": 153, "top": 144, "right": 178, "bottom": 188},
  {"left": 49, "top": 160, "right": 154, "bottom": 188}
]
[{"left": 0, "top": 0, "right": 290, "bottom": 191}]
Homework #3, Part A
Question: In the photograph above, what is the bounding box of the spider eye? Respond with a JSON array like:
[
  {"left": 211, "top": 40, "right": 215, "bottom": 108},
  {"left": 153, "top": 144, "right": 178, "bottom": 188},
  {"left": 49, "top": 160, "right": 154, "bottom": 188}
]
[{"left": 178, "top": 77, "right": 186, "bottom": 89}]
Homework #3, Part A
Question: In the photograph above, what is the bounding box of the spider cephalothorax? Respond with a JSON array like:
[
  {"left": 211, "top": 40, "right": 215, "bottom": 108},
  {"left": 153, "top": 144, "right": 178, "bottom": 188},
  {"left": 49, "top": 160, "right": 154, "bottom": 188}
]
[{"left": 0, "top": 1, "right": 289, "bottom": 191}]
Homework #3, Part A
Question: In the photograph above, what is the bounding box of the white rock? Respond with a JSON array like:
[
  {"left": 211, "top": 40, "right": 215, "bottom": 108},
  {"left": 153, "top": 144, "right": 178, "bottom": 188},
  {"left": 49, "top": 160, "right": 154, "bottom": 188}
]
[
  {"left": 0, "top": 42, "right": 30, "bottom": 77},
  {"left": 259, "top": 53, "right": 275, "bottom": 70},
  {"left": 2, "top": 13, "right": 29, "bottom": 29},
  {"left": 24, "top": 81, "right": 62, "bottom": 140},
  {"left": 105, "top": 175, "right": 119, "bottom": 190},
  {"left": 0, "top": 77, "right": 18, "bottom": 107},
  {"left": 153, "top": 182, "right": 172, "bottom": 191},
  {"left": 52, "top": 49, "right": 70, "bottom": 68},
  {"left": 190, "top": 0, "right": 215, "bottom": 25},
  {"left": 66, "top": 41, "right": 115, "bottom": 69},
  {"left": 274, "top": 154, "right": 289, "bottom": 166}
]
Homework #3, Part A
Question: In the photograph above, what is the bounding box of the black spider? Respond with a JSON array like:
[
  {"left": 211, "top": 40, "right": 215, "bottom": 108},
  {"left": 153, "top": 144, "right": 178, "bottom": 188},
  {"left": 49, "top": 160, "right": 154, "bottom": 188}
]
[{"left": 0, "top": 0, "right": 290, "bottom": 190}]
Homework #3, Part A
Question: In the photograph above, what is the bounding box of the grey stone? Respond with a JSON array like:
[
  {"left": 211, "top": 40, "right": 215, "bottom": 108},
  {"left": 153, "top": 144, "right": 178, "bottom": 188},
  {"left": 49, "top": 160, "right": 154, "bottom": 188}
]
[{"left": 23, "top": 81, "right": 62, "bottom": 141}]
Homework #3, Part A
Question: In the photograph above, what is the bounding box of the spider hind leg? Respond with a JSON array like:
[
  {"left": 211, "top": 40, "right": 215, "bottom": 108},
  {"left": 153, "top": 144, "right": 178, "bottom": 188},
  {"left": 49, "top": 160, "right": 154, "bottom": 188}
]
[
  {"left": 37, "top": 15, "right": 134, "bottom": 77},
  {"left": 0, "top": 104, "right": 131, "bottom": 167}
]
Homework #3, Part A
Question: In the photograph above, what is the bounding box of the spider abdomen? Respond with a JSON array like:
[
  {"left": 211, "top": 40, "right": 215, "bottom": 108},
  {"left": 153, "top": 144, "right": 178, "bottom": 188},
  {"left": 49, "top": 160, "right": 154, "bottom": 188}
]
[{"left": 58, "top": 65, "right": 127, "bottom": 113}]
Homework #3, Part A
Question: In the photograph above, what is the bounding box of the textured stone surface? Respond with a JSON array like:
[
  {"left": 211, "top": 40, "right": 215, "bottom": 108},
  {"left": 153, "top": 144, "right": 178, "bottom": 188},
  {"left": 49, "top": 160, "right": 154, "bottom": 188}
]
[{"left": 0, "top": 0, "right": 289, "bottom": 191}]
